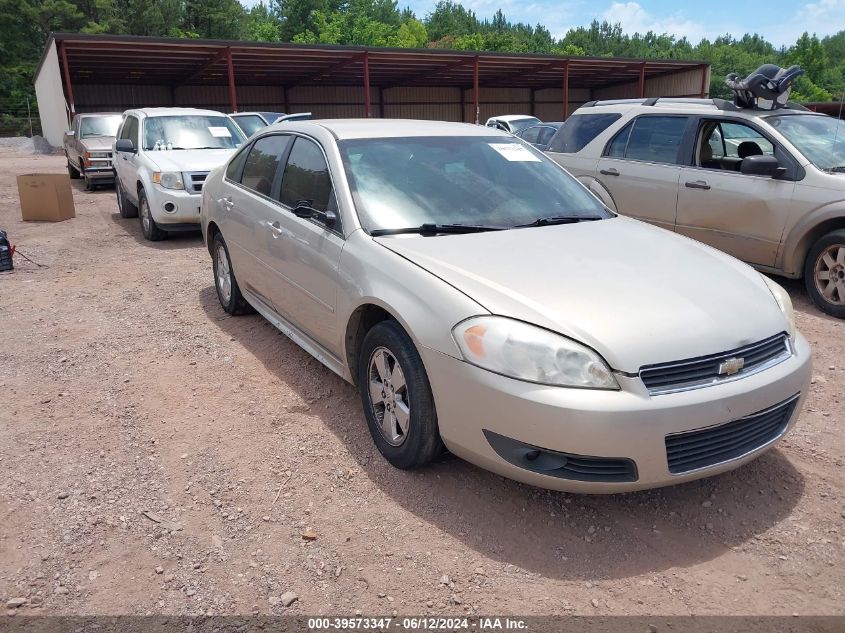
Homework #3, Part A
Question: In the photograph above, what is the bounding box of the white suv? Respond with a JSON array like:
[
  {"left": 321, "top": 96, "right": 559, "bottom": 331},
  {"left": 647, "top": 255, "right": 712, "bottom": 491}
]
[{"left": 113, "top": 108, "right": 246, "bottom": 241}]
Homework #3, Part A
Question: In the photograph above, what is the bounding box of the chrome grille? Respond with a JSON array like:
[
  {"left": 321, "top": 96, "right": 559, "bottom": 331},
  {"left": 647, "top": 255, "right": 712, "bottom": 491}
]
[
  {"left": 665, "top": 394, "right": 799, "bottom": 474},
  {"left": 640, "top": 333, "right": 791, "bottom": 395},
  {"left": 184, "top": 171, "right": 209, "bottom": 193}
]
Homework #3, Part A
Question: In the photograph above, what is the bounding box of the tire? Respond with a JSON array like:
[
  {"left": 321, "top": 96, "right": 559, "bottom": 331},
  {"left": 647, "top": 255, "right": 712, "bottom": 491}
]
[
  {"left": 212, "top": 233, "right": 253, "bottom": 315},
  {"left": 116, "top": 180, "right": 138, "bottom": 218},
  {"left": 67, "top": 161, "right": 80, "bottom": 179},
  {"left": 804, "top": 229, "right": 845, "bottom": 318},
  {"left": 358, "top": 320, "right": 444, "bottom": 469},
  {"left": 138, "top": 188, "right": 166, "bottom": 241}
]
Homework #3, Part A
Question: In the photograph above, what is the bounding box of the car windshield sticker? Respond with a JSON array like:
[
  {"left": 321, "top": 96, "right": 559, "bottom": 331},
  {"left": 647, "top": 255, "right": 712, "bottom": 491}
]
[
  {"left": 488, "top": 143, "right": 541, "bottom": 162},
  {"left": 208, "top": 127, "right": 232, "bottom": 138}
]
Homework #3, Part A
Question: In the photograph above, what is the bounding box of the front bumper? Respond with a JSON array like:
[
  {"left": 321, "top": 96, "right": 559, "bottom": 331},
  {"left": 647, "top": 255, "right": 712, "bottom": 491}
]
[
  {"left": 82, "top": 163, "right": 115, "bottom": 183},
  {"left": 422, "top": 333, "right": 812, "bottom": 493},
  {"left": 147, "top": 187, "right": 203, "bottom": 226}
]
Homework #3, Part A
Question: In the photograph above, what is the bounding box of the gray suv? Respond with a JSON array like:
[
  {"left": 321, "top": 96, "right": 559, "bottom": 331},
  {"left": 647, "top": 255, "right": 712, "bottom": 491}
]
[{"left": 546, "top": 98, "right": 845, "bottom": 318}]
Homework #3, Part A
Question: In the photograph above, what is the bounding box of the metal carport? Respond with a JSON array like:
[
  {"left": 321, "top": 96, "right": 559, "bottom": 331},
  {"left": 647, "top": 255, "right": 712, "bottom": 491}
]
[{"left": 34, "top": 33, "right": 710, "bottom": 147}]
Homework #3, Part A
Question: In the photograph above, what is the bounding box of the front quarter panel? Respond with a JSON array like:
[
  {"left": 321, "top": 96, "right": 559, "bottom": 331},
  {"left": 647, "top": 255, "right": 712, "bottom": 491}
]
[{"left": 336, "top": 230, "right": 489, "bottom": 368}]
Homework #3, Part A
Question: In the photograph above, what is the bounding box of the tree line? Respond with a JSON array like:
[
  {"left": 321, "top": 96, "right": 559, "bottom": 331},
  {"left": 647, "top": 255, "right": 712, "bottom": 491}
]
[{"left": 1, "top": 0, "right": 844, "bottom": 135}]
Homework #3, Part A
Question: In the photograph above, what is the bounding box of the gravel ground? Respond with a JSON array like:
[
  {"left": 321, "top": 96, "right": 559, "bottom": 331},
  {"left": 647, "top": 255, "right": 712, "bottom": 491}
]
[{"left": 0, "top": 150, "right": 843, "bottom": 618}]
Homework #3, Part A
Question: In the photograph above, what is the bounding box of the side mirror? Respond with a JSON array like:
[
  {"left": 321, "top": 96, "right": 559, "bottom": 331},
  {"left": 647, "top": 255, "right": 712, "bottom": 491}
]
[
  {"left": 293, "top": 200, "right": 337, "bottom": 226},
  {"left": 740, "top": 154, "right": 786, "bottom": 178},
  {"left": 64, "top": 131, "right": 74, "bottom": 139},
  {"left": 115, "top": 139, "right": 136, "bottom": 154}
]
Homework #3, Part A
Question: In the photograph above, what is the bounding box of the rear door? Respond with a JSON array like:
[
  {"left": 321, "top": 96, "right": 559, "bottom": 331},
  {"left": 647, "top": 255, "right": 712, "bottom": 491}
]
[
  {"left": 263, "top": 135, "right": 345, "bottom": 352},
  {"left": 594, "top": 115, "right": 691, "bottom": 231},
  {"left": 675, "top": 117, "right": 797, "bottom": 267},
  {"left": 219, "top": 134, "right": 292, "bottom": 308}
]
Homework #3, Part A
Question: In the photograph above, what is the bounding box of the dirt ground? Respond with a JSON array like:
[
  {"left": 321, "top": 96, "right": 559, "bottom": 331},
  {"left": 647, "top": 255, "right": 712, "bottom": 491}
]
[{"left": 0, "top": 148, "right": 843, "bottom": 618}]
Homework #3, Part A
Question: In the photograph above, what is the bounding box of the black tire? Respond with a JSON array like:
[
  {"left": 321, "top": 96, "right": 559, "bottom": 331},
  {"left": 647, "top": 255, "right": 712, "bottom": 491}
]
[
  {"left": 138, "top": 188, "right": 166, "bottom": 241},
  {"left": 116, "top": 180, "right": 138, "bottom": 218},
  {"left": 804, "top": 229, "right": 845, "bottom": 318},
  {"left": 212, "top": 233, "right": 253, "bottom": 315},
  {"left": 358, "top": 320, "right": 444, "bottom": 469},
  {"left": 67, "top": 160, "right": 80, "bottom": 179}
]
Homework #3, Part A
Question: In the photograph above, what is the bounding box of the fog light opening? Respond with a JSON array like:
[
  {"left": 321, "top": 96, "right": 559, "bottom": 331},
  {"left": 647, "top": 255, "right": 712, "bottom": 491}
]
[{"left": 163, "top": 202, "right": 176, "bottom": 213}]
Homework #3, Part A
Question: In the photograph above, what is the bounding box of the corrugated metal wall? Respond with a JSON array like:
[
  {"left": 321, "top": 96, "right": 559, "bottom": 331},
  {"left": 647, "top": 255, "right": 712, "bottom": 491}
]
[
  {"left": 72, "top": 67, "right": 706, "bottom": 122},
  {"left": 593, "top": 67, "right": 707, "bottom": 100}
]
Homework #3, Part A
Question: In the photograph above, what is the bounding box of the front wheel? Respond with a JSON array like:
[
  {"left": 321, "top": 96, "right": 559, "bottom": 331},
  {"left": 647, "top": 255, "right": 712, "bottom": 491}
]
[
  {"left": 358, "top": 320, "right": 444, "bottom": 469},
  {"left": 67, "top": 160, "right": 80, "bottom": 179},
  {"left": 138, "top": 188, "right": 166, "bottom": 241},
  {"left": 804, "top": 229, "right": 845, "bottom": 318}
]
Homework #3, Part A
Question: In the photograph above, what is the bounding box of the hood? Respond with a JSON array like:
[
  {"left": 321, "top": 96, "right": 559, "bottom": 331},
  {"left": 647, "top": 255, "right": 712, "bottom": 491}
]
[
  {"left": 80, "top": 136, "right": 114, "bottom": 151},
  {"left": 375, "top": 217, "right": 789, "bottom": 373},
  {"left": 144, "top": 148, "right": 237, "bottom": 173}
]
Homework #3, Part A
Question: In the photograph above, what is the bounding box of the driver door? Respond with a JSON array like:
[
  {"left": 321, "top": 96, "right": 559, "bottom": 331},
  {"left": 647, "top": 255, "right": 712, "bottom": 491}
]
[{"left": 675, "top": 118, "right": 796, "bottom": 267}]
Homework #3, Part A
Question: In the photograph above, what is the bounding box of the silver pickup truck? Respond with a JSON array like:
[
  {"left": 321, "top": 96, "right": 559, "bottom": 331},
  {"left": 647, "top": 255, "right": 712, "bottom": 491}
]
[{"left": 64, "top": 113, "right": 122, "bottom": 190}]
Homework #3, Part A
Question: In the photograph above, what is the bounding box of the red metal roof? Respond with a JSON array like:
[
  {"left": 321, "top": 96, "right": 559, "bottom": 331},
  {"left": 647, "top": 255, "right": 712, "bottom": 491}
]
[{"left": 41, "top": 33, "right": 707, "bottom": 90}]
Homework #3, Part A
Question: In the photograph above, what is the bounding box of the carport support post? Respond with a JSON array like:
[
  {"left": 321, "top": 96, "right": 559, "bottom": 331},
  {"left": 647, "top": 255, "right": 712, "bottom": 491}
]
[
  {"left": 59, "top": 43, "right": 76, "bottom": 120},
  {"left": 700, "top": 64, "right": 709, "bottom": 98},
  {"left": 473, "top": 56, "right": 480, "bottom": 124},
  {"left": 363, "top": 51, "right": 371, "bottom": 118},
  {"left": 562, "top": 61, "right": 570, "bottom": 120},
  {"left": 226, "top": 47, "right": 238, "bottom": 113},
  {"left": 638, "top": 62, "right": 646, "bottom": 98}
]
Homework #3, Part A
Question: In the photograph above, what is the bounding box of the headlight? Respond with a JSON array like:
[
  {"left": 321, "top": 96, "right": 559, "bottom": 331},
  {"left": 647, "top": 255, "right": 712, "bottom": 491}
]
[
  {"left": 452, "top": 316, "right": 619, "bottom": 389},
  {"left": 153, "top": 171, "right": 184, "bottom": 190},
  {"left": 84, "top": 151, "right": 110, "bottom": 160},
  {"left": 762, "top": 275, "right": 796, "bottom": 339}
]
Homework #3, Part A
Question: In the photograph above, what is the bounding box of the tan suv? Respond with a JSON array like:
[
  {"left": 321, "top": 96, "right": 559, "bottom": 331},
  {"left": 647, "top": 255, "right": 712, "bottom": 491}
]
[{"left": 546, "top": 98, "right": 845, "bottom": 317}]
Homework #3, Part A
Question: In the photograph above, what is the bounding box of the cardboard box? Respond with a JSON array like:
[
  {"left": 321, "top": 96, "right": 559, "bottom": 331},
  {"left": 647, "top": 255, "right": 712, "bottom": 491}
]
[{"left": 17, "top": 174, "right": 76, "bottom": 222}]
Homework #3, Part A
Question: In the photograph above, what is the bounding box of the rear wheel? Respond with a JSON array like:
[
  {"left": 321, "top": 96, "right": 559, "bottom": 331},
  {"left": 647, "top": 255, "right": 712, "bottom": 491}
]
[
  {"left": 67, "top": 160, "right": 80, "bottom": 179},
  {"left": 212, "top": 233, "right": 252, "bottom": 315},
  {"left": 358, "top": 320, "right": 444, "bottom": 469},
  {"left": 138, "top": 188, "right": 166, "bottom": 241},
  {"left": 116, "top": 181, "right": 138, "bottom": 218},
  {"left": 804, "top": 229, "right": 845, "bottom": 318}
]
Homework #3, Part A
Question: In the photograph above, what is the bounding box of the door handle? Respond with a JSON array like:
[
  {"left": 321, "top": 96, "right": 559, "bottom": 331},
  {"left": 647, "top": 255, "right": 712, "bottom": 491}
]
[
  {"left": 599, "top": 168, "right": 619, "bottom": 176},
  {"left": 685, "top": 180, "right": 711, "bottom": 190},
  {"left": 268, "top": 221, "right": 284, "bottom": 238}
]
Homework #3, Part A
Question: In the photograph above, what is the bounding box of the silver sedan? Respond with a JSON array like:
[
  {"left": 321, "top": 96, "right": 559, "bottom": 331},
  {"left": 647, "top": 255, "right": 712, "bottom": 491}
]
[{"left": 201, "top": 119, "right": 811, "bottom": 493}]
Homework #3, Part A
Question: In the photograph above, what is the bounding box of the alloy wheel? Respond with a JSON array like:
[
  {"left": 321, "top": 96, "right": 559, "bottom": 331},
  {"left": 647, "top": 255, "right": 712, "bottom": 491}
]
[
  {"left": 216, "top": 244, "right": 232, "bottom": 304},
  {"left": 814, "top": 244, "right": 845, "bottom": 306},
  {"left": 367, "top": 347, "right": 410, "bottom": 446}
]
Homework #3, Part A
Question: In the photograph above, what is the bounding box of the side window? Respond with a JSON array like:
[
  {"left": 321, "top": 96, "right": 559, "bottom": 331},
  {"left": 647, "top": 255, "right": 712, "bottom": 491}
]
[
  {"left": 605, "top": 116, "right": 688, "bottom": 164},
  {"left": 537, "top": 127, "right": 556, "bottom": 146},
  {"left": 279, "top": 138, "right": 337, "bottom": 224},
  {"left": 225, "top": 145, "right": 251, "bottom": 182},
  {"left": 119, "top": 116, "right": 138, "bottom": 144},
  {"left": 549, "top": 113, "right": 622, "bottom": 153},
  {"left": 695, "top": 120, "right": 781, "bottom": 171},
  {"left": 239, "top": 135, "right": 290, "bottom": 196},
  {"left": 606, "top": 122, "right": 632, "bottom": 157}
]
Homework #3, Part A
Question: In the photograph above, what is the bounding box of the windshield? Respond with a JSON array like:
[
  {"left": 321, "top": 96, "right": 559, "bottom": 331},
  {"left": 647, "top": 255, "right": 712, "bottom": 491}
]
[
  {"left": 339, "top": 136, "right": 611, "bottom": 232},
  {"left": 233, "top": 114, "right": 267, "bottom": 137},
  {"left": 142, "top": 115, "right": 245, "bottom": 151},
  {"left": 80, "top": 115, "right": 121, "bottom": 138},
  {"left": 509, "top": 117, "right": 541, "bottom": 132},
  {"left": 768, "top": 114, "right": 845, "bottom": 172}
]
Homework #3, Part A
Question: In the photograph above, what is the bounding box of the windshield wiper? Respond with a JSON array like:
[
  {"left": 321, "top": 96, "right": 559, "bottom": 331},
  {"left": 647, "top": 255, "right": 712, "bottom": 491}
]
[
  {"left": 515, "top": 215, "right": 605, "bottom": 228},
  {"left": 828, "top": 166, "right": 845, "bottom": 173},
  {"left": 370, "top": 223, "right": 506, "bottom": 237}
]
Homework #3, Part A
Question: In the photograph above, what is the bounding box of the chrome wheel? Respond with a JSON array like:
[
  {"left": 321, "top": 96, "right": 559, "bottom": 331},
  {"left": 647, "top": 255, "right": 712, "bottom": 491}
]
[
  {"left": 368, "top": 347, "right": 410, "bottom": 447},
  {"left": 140, "top": 197, "right": 151, "bottom": 233},
  {"left": 216, "top": 244, "right": 232, "bottom": 304},
  {"left": 814, "top": 244, "right": 845, "bottom": 306}
]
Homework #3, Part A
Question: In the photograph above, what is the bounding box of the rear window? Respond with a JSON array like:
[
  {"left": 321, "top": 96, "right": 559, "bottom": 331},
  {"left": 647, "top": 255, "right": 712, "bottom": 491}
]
[{"left": 548, "top": 113, "right": 621, "bottom": 153}]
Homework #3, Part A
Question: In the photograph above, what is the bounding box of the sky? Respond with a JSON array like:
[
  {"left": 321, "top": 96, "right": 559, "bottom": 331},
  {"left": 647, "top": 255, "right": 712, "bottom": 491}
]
[{"left": 242, "top": 0, "right": 845, "bottom": 47}]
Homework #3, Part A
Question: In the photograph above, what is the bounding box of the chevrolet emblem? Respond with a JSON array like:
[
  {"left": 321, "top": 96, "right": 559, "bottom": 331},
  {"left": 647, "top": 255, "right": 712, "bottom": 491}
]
[{"left": 718, "top": 357, "right": 745, "bottom": 376}]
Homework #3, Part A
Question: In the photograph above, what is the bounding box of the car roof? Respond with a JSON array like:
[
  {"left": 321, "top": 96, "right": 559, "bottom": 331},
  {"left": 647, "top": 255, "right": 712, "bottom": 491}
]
[
  {"left": 77, "top": 112, "right": 122, "bottom": 118},
  {"left": 126, "top": 107, "right": 229, "bottom": 118},
  {"left": 267, "top": 119, "right": 513, "bottom": 140},
  {"left": 488, "top": 114, "right": 539, "bottom": 122},
  {"left": 568, "top": 98, "right": 822, "bottom": 120}
]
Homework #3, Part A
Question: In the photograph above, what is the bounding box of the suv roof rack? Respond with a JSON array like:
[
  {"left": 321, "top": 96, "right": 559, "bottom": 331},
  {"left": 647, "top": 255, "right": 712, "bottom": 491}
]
[{"left": 575, "top": 96, "right": 812, "bottom": 113}]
